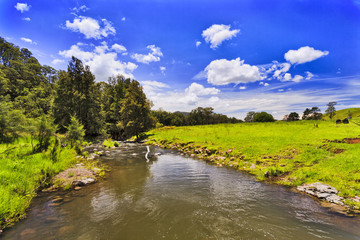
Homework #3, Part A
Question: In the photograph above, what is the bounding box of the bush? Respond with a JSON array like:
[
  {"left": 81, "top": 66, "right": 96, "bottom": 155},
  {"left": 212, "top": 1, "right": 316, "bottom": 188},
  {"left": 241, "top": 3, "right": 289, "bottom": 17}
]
[
  {"left": 254, "top": 112, "right": 275, "bottom": 122},
  {"left": 30, "top": 115, "right": 57, "bottom": 153}
]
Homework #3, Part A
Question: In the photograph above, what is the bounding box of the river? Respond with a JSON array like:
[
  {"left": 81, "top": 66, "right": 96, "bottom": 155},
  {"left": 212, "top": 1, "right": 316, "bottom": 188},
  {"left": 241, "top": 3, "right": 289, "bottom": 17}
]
[{"left": 2, "top": 143, "right": 360, "bottom": 239}]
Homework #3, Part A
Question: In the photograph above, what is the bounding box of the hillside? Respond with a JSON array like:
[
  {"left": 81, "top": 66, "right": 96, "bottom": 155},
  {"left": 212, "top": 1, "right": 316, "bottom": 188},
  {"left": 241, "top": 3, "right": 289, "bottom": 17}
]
[{"left": 323, "top": 108, "right": 360, "bottom": 120}]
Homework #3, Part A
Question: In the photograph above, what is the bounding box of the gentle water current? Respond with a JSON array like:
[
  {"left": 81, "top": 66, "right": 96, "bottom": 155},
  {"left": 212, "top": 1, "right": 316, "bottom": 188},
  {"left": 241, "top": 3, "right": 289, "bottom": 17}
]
[{"left": 2, "top": 144, "right": 360, "bottom": 239}]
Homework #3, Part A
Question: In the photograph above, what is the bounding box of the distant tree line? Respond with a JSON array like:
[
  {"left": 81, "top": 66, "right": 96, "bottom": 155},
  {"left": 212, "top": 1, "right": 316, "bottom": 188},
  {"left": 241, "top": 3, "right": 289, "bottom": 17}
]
[{"left": 152, "top": 107, "right": 242, "bottom": 127}]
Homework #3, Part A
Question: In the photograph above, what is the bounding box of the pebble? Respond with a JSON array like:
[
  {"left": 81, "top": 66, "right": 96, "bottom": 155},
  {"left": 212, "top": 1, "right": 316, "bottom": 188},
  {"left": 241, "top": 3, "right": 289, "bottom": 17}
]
[{"left": 297, "top": 182, "right": 344, "bottom": 205}]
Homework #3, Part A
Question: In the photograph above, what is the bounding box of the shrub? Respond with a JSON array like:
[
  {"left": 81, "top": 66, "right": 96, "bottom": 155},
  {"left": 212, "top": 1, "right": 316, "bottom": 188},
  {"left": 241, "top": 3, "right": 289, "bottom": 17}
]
[{"left": 254, "top": 112, "right": 275, "bottom": 122}]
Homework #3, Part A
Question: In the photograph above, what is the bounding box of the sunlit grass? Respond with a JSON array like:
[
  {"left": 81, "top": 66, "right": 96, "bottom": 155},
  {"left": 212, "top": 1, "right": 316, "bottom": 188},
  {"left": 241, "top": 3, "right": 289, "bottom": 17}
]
[
  {"left": 147, "top": 120, "right": 360, "bottom": 204},
  {"left": 0, "top": 137, "right": 76, "bottom": 228}
]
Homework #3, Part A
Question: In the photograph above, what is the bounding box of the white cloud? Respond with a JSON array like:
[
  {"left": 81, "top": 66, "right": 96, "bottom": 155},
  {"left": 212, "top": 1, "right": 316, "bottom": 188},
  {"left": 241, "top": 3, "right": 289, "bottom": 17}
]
[
  {"left": 59, "top": 42, "right": 138, "bottom": 81},
  {"left": 111, "top": 44, "right": 127, "bottom": 53},
  {"left": 71, "top": 5, "right": 89, "bottom": 13},
  {"left": 292, "top": 75, "right": 304, "bottom": 82},
  {"left": 65, "top": 16, "right": 116, "bottom": 39},
  {"left": 141, "top": 80, "right": 169, "bottom": 98},
  {"left": 15, "top": 3, "right": 30, "bottom": 13},
  {"left": 281, "top": 73, "right": 303, "bottom": 82},
  {"left": 20, "top": 37, "right": 36, "bottom": 45},
  {"left": 185, "top": 82, "right": 220, "bottom": 96},
  {"left": 205, "top": 57, "right": 261, "bottom": 85},
  {"left": 284, "top": 46, "right": 329, "bottom": 64},
  {"left": 160, "top": 66, "right": 166, "bottom": 74},
  {"left": 196, "top": 41, "right": 202, "bottom": 47},
  {"left": 305, "top": 71, "right": 314, "bottom": 80},
  {"left": 202, "top": 24, "right": 240, "bottom": 49},
  {"left": 239, "top": 86, "right": 247, "bottom": 90},
  {"left": 131, "top": 45, "right": 163, "bottom": 64},
  {"left": 283, "top": 73, "right": 292, "bottom": 81},
  {"left": 273, "top": 63, "right": 291, "bottom": 78},
  {"left": 121, "top": 17, "right": 126, "bottom": 21},
  {"left": 278, "top": 89, "right": 284, "bottom": 92},
  {"left": 264, "top": 83, "right": 269, "bottom": 86},
  {"left": 22, "top": 17, "right": 31, "bottom": 21},
  {"left": 51, "top": 59, "right": 64, "bottom": 65}
]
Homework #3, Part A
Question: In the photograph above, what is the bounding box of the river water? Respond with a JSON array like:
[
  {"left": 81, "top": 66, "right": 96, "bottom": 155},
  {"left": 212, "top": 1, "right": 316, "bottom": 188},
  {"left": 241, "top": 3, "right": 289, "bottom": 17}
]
[{"left": 2, "top": 144, "right": 360, "bottom": 240}]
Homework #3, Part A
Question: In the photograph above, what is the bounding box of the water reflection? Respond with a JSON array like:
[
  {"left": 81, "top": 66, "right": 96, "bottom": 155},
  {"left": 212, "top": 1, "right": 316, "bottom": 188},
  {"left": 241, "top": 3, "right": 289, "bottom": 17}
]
[{"left": 2, "top": 144, "right": 360, "bottom": 240}]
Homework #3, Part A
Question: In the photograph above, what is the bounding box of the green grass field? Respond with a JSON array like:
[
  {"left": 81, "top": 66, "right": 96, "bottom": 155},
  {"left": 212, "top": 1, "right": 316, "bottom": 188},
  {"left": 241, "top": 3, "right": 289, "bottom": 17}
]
[
  {"left": 147, "top": 119, "right": 360, "bottom": 207},
  {"left": 0, "top": 137, "right": 76, "bottom": 229}
]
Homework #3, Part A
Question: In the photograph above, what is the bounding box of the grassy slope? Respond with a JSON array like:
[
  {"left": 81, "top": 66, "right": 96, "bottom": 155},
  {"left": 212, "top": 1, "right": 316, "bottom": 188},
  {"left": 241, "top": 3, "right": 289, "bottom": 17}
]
[
  {"left": 323, "top": 108, "right": 360, "bottom": 120},
  {"left": 147, "top": 120, "right": 360, "bottom": 206},
  {"left": 0, "top": 137, "right": 76, "bottom": 229}
]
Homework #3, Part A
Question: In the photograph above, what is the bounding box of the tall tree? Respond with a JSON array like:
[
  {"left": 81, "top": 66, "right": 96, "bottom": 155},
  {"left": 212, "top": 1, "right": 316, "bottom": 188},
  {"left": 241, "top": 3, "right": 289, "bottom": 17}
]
[
  {"left": 244, "top": 111, "right": 256, "bottom": 122},
  {"left": 53, "top": 57, "right": 104, "bottom": 135},
  {"left": 325, "top": 101, "right": 337, "bottom": 120},
  {"left": 120, "top": 80, "right": 155, "bottom": 140}
]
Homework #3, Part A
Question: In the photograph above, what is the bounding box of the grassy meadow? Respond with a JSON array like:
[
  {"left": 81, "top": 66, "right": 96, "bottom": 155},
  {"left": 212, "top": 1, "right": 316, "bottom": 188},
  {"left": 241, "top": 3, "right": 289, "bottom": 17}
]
[
  {"left": 147, "top": 119, "right": 360, "bottom": 207},
  {"left": 0, "top": 137, "right": 77, "bottom": 229}
]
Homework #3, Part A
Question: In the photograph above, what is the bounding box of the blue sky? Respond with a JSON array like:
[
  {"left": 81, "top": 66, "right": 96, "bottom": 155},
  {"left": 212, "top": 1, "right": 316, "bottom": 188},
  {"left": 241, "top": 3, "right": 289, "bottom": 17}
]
[{"left": 1, "top": 0, "right": 360, "bottom": 119}]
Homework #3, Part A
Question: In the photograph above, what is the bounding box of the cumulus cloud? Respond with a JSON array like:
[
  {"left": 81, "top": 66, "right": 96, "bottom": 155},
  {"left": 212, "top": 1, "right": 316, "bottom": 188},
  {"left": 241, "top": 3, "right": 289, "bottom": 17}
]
[
  {"left": 121, "top": 17, "right": 126, "bottom": 21},
  {"left": 196, "top": 41, "right": 201, "bottom": 47},
  {"left": 185, "top": 82, "right": 220, "bottom": 96},
  {"left": 15, "top": 3, "right": 30, "bottom": 13},
  {"left": 205, "top": 57, "right": 261, "bottom": 85},
  {"left": 264, "top": 83, "right": 269, "bottom": 86},
  {"left": 65, "top": 16, "right": 116, "bottom": 39},
  {"left": 131, "top": 45, "right": 163, "bottom": 64},
  {"left": 284, "top": 46, "right": 329, "bottom": 64},
  {"left": 280, "top": 73, "right": 304, "bottom": 82},
  {"left": 59, "top": 42, "right": 137, "bottom": 81},
  {"left": 141, "top": 80, "right": 169, "bottom": 98},
  {"left": 239, "top": 86, "right": 247, "bottom": 90},
  {"left": 51, "top": 59, "right": 64, "bottom": 65},
  {"left": 111, "top": 44, "right": 127, "bottom": 53},
  {"left": 20, "top": 37, "right": 36, "bottom": 45},
  {"left": 22, "top": 17, "right": 31, "bottom": 21},
  {"left": 202, "top": 24, "right": 240, "bottom": 49}
]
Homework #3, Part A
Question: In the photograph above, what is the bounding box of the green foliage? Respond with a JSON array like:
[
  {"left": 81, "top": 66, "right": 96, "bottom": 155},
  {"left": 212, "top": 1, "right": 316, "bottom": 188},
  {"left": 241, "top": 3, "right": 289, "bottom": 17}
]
[
  {"left": 283, "top": 112, "right": 300, "bottom": 121},
  {"left": 66, "top": 115, "right": 85, "bottom": 148},
  {"left": 325, "top": 101, "right": 337, "bottom": 120},
  {"left": 53, "top": 57, "right": 104, "bottom": 136},
  {"left": 244, "top": 111, "right": 256, "bottom": 122},
  {"left": 103, "top": 139, "right": 115, "bottom": 148},
  {"left": 30, "top": 115, "right": 57, "bottom": 153},
  {"left": 0, "top": 101, "right": 26, "bottom": 143},
  {"left": 120, "top": 80, "right": 155, "bottom": 140},
  {"left": 253, "top": 112, "right": 275, "bottom": 122},
  {"left": 302, "top": 107, "right": 322, "bottom": 120}
]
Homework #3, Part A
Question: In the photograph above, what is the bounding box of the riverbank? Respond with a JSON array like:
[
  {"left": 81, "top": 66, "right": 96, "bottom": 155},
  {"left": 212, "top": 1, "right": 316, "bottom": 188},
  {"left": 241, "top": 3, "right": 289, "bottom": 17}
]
[
  {"left": 146, "top": 120, "right": 360, "bottom": 212},
  {"left": 0, "top": 138, "right": 109, "bottom": 232}
]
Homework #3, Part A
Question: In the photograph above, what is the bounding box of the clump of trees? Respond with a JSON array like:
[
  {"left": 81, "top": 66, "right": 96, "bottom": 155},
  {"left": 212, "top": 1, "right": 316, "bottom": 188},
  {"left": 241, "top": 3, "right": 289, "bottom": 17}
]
[
  {"left": 152, "top": 107, "right": 242, "bottom": 127},
  {"left": 244, "top": 111, "right": 275, "bottom": 122},
  {"left": 302, "top": 107, "right": 322, "bottom": 120},
  {"left": 0, "top": 37, "right": 154, "bottom": 144},
  {"left": 283, "top": 112, "right": 300, "bottom": 121}
]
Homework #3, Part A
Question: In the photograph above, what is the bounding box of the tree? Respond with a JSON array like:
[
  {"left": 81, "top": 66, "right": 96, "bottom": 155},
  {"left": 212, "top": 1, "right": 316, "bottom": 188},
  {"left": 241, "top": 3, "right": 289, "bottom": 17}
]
[
  {"left": 66, "top": 115, "right": 85, "bottom": 147},
  {"left": 285, "top": 112, "right": 300, "bottom": 121},
  {"left": 244, "top": 111, "right": 256, "bottom": 122},
  {"left": 325, "top": 101, "right": 337, "bottom": 120},
  {"left": 30, "top": 114, "right": 57, "bottom": 153},
  {"left": 0, "top": 100, "right": 26, "bottom": 143},
  {"left": 303, "top": 107, "right": 322, "bottom": 120},
  {"left": 120, "top": 80, "right": 155, "bottom": 140},
  {"left": 53, "top": 57, "right": 104, "bottom": 135},
  {"left": 253, "top": 112, "right": 275, "bottom": 122}
]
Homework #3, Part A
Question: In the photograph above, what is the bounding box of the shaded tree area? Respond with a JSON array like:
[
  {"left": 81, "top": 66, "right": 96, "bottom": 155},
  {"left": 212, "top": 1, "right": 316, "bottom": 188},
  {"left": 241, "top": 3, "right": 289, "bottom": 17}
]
[
  {"left": 0, "top": 37, "right": 154, "bottom": 143},
  {"left": 325, "top": 101, "right": 337, "bottom": 120},
  {"left": 152, "top": 107, "right": 242, "bottom": 127}
]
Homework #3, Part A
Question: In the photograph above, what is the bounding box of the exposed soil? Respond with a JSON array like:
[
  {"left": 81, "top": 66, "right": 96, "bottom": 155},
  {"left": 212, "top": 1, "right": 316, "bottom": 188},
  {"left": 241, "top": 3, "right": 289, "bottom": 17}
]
[{"left": 345, "top": 138, "right": 360, "bottom": 144}]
